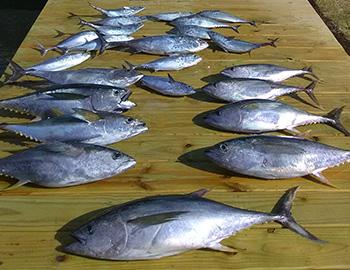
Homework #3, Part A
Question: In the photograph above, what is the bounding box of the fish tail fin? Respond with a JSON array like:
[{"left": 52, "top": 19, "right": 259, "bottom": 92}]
[
  {"left": 88, "top": 2, "right": 106, "bottom": 15},
  {"left": 250, "top": 21, "right": 257, "bottom": 27},
  {"left": 67, "top": 12, "right": 79, "bottom": 18},
  {"left": 78, "top": 17, "right": 90, "bottom": 27},
  {"left": 271, "top": 186, "right": 326, "bottom": 243},
  {"left": 231, "top": 25, "right": 240, "bottom": 33},
  {"left": 36, "top": 42, "right": 51, "bottom": 56},
  {"left": 261, "top": 38, "right": 279, "bottom": 48},
  {"left": 323, "top": 106, "right": 350, "bottom": 136},
  {"left": 303, "top": 81, "right": 320, "bottom": 106},
  {"left": 53, "top": 29, "right": 66, "bottom": 38},
  {"left": 302, "top": 66, "right": 320, "bottom": 81},
  {"left": 124, "top": 60, "right": 136, "bottom": 70},
  {"left": 4, "top": 59, "right": 26, "bottom": 83}
]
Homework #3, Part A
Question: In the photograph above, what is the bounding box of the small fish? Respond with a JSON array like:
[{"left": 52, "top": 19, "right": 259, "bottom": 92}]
[
  {"left": 1, "top": 110, "right": 148, "bottom": 145},
  {"left": 79, "top": 20, "right": 144, "bottom": 36},
  {"left": 221, "top": 64, "right": 319, "bottom": 82},
  {"left": 5, "top": 60, "right": 143, "bottom": 87},
  {"left": 0, "top": 85, "right": 134, "bottom": 119},
  {"left": 124, "top": 35, "right": 208, "bottom": 55},
  {"left": 37, "top": 30, "right": 99, "bottom": 55},
  {"left": 202, "top": 99, "right": 350, "bottom": 136},
  {"left": 198, "top": 10, "right": 256, "bottom": 26},
  {"left": 88, "top": 3, "right": 144, "bottom": 17},
  {"left": 13, "top": 52, "right": 90, "bottom": 72},
  {"left": 202, "top": 79, "right": 319, "bottom": 106},
  {"left": 0, "top": 142, "right": 136, "bottom": 189},
  {"left": 149, "top": 11, "right": 193, "bottom": 22},
  {"left": 171, "top": 15, "right": 240, "bottom": 33},
  {"left": 168, "top": 25, "right": 213, "bottom": 39},
  {"left": 86, "top": 15, "right": 147, "bottom": 26},
  {"left": 125, "top": 54, "right": 202, "bottom": 72},
  {"left": 209, "top": 32, "right": 278, "bottom": 54},
  {"left": 63, "top": 187, "right": 323, "bottom": 260},
  {"left": 205, "top": 135, "right": 350, "bottom": 186},
  {"left": 139, "top": 74, "right": 196, "bottom": 96}
]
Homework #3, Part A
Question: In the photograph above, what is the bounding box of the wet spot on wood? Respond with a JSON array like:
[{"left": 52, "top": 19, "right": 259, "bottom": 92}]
[
  {"left": 135, "top": 179, "right": 154, "bottom": 191},
  {"left": 287, "top": 57, "right": 294, "bottom": 60},
  {"left": 185, "top": 143, "right": 192, "bottom": 148},
  {"left": 299, "top": 196, "right": 307, "bottom": 202},
  {"left": 223, "top": 181, "right": 249, "bottom": 192},
  {"left": 267, "top": 228, "right": 276, "bottom": 233},
  {"left": 0, "top": 261, "right": 3, "bottom": 265},
  {"left": 56, "top": 255, "right": 66, "bottom": 262},
  {"left": 140, "top": 165, "right": 152, "bottom": 174},
  {"left": 312, "top": 136, "right": 320, "bottom": 141}
]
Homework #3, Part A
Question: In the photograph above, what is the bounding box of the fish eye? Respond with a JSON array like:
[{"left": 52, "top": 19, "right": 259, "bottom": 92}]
[
  {"left": 112, "top": 152, "right": 121, "bottom": 160},
  {"left": 87, "top": 225, "right": 94, "bottom": 235},
  {"left": 125, "top": 117, "right": 133, "bottom": 123},
  {"left": 215, "top": 110, "right": 221, "bottom": 116},
  {"left": 219, "top": 143, "right": 229, "bottom": 152}
]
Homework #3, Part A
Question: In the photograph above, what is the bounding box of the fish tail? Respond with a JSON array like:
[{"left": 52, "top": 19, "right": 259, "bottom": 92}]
[
  {"left": 271, "top": 186, "right": 326, "bottom": 243},
  {"left": 88, "top": 2, "right": 106, "bottom": 15},
  {"left": 67, "top": 12, "right": 78, "bottom": 18},
  {"left": 303, "top": 81, "right": 320, "bottom": 106},
  {"left": 323, "top": 106, "right": 350, "bottom": 136},
  {"left": 53, "top": 29, "right": 67, "bottom": 38},
  {"left": 4, "top": 59, "right": 27, "bottom": 84},
  {"left": 36, "top": 42, "right": 52, "bottom": 56},
  {"left": 231, "top": 25, "right": 240, "bottom": 33},
  {"left": 250, "top": 21, "right": 257, "bottom": 27},
  {"left": 302, "top": 66, "right": 320, "bottom": 81},
  {"left": 78, "top": 17, "right": 90, "bottom": 27},
  {"left": 124, "top": 60, "right": 137, "bottom": 70},
  {"left": 261, "top": 38, "right": 279, "bottom": 48}
]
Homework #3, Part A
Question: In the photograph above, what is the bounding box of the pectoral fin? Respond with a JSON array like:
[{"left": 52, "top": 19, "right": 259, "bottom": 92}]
[
  {"left": 127, "top": 211, "right": 188, "bottom": 227},
  {"left": 311, "top": 170, "right": 336, "bottom": 188},
  {"left": 2, "top": 180, "right": 29, "bottom": 191},
  {"left": 207, "top": 242, "right": 238, "bottom": 253}
]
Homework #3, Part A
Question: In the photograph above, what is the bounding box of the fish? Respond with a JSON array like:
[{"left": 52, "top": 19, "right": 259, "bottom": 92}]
[
  {"left": 0, "top": 142, "right": 136, "bottom": 189},
  {"left": 37, "top": 30, "right": 99, "bottom": 55},
  {"left": 124, "top": 35, "right": 208, "bottom": 55},
  {"left": 168, "top": 25, "right": 213, "bottom": 40},
  {"left": 125, "top": 54, "right": 202, "bottom": 72},
  {"left": 171, "top": 14, "right": 240, "bottom": 33},
  {"left": 63, "top": 187, "right": 324, "bottom": 260},
  {"left": 149, "top": 11, "right": 193, "bottom": 22},
  {"left": 84, "top": 15, "right": 147, "bottom": 27},
  {"left": 209, "top": 32, "right": 278, "bottom": 54},
  {"left": 205, "top": 135, "right": 350, "bottom": 186},
  {"left": 202, "top": 79, "right": 319, "bottom": 106},
  {"left": 198, "top": 10, "right": 256, "bottom": 26},
  {"left": 0, "top": 84, "right": 134, "bottom": 119},
  {"left": 221, "top": 64, "right": 319, "bottom": 82},
  {"left": 13, "top": 52, "right": 91, "bottom": 72},
  {"left": 79, "top": 20, "right": 144, "bottom": 36},
  {"left": 5, "top": 60, "right": 143, "bottom": 87},
  {"left": 139, "top": 74, "right": 196, "bottom": 96},
  {"left": 88, "top": 3, "right": 144, "bottom": 17},
  {"left": 202, "top": 99, "right": 350, "bottom": 136},
  {"left": 0, "top": 109, "right": 148, "bottom": 145}
]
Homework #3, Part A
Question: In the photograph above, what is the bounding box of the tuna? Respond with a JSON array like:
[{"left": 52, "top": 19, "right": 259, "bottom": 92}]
[
  {"left": 221, "top": 64, "right": 319, "bottom": 82},
  {"left": 88, "top": 3, "right": 144, "bottom": 17},
  {"left": 168, "top": 25, "right": 213, "bottom": 40},
  {"left": 79, "top": 20, "right": 144, "bottom": 36},
  {"left": 139, "top": 74, "right": 196, "bottom": 96},
  {"left": 149, "top": 11, "right": 193, "bottom": 22},
  {"left": 85, "top": 15, "right": 147, "bottom": 27},
  {"left": 202, "top": 99, "right": 350, "bottom": 136},
  {"left": 198, "top": 10, "right": 256, "bottom": 26},
  {"left": 63, "top": 187, "right": 323, "bottom": 260},
  {"left": 0, "top": 142, "right": 136, "bottom": 189},
  {"left": 205, "top": 135, "right": 350, "bottom": 186}
]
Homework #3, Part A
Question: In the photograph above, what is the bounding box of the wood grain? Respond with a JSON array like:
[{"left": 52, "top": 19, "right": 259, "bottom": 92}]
[{"left": 0, "top": 0, "right": 349, "bottom": 269}]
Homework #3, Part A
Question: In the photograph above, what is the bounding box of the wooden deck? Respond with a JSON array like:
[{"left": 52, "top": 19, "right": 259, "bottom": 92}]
[{"left": 0, "top": 0, "right": 350, "bottom": 269}]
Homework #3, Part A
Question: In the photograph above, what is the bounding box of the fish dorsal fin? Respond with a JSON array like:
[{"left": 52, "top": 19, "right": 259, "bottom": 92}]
[
  {"left": 167, "top": 73, "right": 175, "bottom": 82},
  {"left": 73, "top": 108, "right": 102, "bottom": 123},
  {"left": 47, "top": 92, "right": 89, "bottom": 100},
  {"left": 42, "top": 142, "right": 84, "bottom": 157},
  {"left": 127, "top": 211, "right": 188, "bottom": 227},
  {"left": 188, "top": 188, "right": 209, "bottom": 197},
  {"left": 50, "top": 108, "right": 65, "bottom": 117}
]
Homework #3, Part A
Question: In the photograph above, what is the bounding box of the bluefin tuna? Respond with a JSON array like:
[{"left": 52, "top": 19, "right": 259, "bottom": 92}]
[
  {"left": 209, "top": 32, "right": 278, "bottom": 54},
  {"left": 205, "top": 135, "right": 350, "bottom": 186},
  {"left": 221, "top": 64, "right": 319, "bottom": 82},
  {"left": 0, "top": 110, "right": 148, "bottom": 145},
  {"left": 63, "top": 187, "right": 323, "bottom": 260},
  {"left": 168, "top": 25, "right": 213, "bottom": 40},
  {"left": 88, "top": 3, "right": 144, "bottom": 17},
  {"left": 202, "top": 99, "right": 349, "bottom": 136},
  {"left": 0, "top": 142, "right": 136, "bottom": 189},
  {"left": 198, "top": 10, "right": 256, "bottom": 26},
  {"left": 149, "top": 11, "right": 193, "bottom": 22},
  {"left": 139, "top": 74, "right": 196, "bottom": 96}
]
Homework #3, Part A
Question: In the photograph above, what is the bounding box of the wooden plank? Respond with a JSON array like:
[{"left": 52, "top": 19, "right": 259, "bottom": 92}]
[{"left": 0, "top": 0, "right": 350, "bottom": 269}]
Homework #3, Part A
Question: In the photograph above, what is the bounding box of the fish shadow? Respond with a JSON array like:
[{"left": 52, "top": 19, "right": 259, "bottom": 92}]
[
  {"left": 2, "top": 80, "right": 56, "bottom": 91},
  {"left": 55, "top": 205, "right": 115, "bottom": 251},
  {"left": 188, "top": 89, "right": 225, "bottom": 103},
  {"left": 288, "top": 93, "right": 323, "bottom": 110},
  {"left": 201, "top": 73, "right": 228, "bottom": 84}
]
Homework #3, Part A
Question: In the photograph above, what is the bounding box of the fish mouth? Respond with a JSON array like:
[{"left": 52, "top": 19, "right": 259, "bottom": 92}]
[
  {"left": 121, "top": 90, "right": 132, "bottom": 101},
  {"left": 119, "top": 100, "right": 136, "bottom": 109},
  {"left": 204, "top": 148, "right": 218, "bottom": 161}
]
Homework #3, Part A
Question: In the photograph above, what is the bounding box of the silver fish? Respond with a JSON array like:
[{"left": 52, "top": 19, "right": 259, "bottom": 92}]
[
  {"left": 171, "top": 14, "right": 240, "bottom": 32},
  {"left": 63, "top": 187, "right": 323, "bottom": 260},
  {"left": 16, "top": 52, "right": 90, "bottom": 72},
  {"left": 0, "top": 142, "right": 136, "bottom": 189},
  {"left": 104, "top": 35, "right": 134, "bottom": 43},
  {"left": 168, "top": 25, "right": 213, "bottom": 40},
  {"left": 88, "top": 3, "right": 144, "bottom": 17},
  {"left": 139, "top": 74, "right": 196, "bottom": 96},
  {"left": 221, "top": 64, "right": 319, "bottom": 82},
  {"left": 37, "top": 30, "right": 99, "bottom": 55},
  {"left": 205, "top": 135, "right": 350, "bottom": 186},
  {"left": 80, "top": 20, "right": 144, "bottom": 36},
  {"left": 209, "top": 32, "right": 278, "bottom": 54},
  {"left": 86, "top": 15, "right": 147, "bottom": 26},
  {"left": 0, "top": 85, "right": 134, "bottom": 119},
  {"left": 126, "top": 54, "right": 202, "bottom": 72},
  {"left": 202, "top": 99, "right": 349, "bottom": 136},
  {"left": 1, "top": 110, "right": 148, "bottom": 145},
  {"left": 124, "top": 34, "right": 208, "bottom": 55},
  {"left": 149, "top": 11, "right": 193, "bottom": 21},
  {"left": 198, "top": 10, "right": 256, "bottom": 26},
  {"left": 6, "top": 60, "right": 143, "bottom": 87},
  {"left": 202, "top": 79, "right": 319, "bottom": 106}
]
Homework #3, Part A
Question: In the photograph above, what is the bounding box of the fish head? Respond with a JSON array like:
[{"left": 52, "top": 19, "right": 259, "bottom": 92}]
[
  {"left": 112, "top": 69, "right": 144, "bottom": 87},
  {"left": 196, "top": 38, "right": 209, "bottom": 51},
  {"left": 104, "top": 114, "right": 148, "bottom": 136},
  {"left": 221, "top": 65, "right": 250, "bottom": 78},
  {"left": 202, "top": 106, "right": 241, "bottom": 130},
  {"left": 91, "top": 87, "right": 132, "bottom": 111},
  {"left": 188, "top": 54, "right": 202, "bottom": 65},
  {"left": 64, "top": 218, "right": 127, "bottom": 259}
]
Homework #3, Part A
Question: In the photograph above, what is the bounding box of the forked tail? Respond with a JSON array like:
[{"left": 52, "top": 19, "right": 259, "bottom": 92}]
[
  {"left": 303, "top": 81, "right": 320, "bottom": 106},
  {"left": 231, "top": 25, "right": 240, "bottom": 33},
  {"left": 302, "top": 66, "right": 320, "bottom": 81},
  {"left": 271, "top": 186, "right": 326, "bottom": 243},
  {"left": 88, "top": 2, "right": 107, "bottom": 15},
  {"left": 323, "top": 106, "right": 350, "bottom": 136},
  {"left": 36, "top": 42, "right": 54, "bottom": 56},
  {"left": 4, "top": 60, "right": 27, "bottom": 84},
  {"left": 261, "top": 38, "right": 279, "bottom": 48}
]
